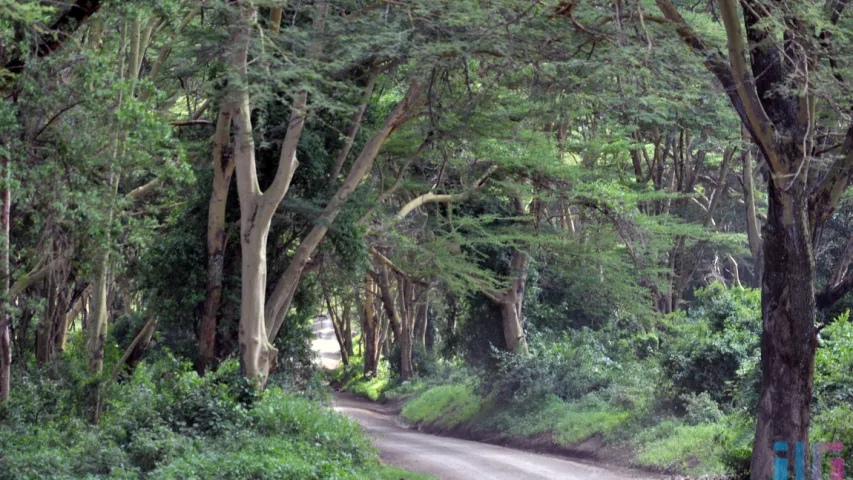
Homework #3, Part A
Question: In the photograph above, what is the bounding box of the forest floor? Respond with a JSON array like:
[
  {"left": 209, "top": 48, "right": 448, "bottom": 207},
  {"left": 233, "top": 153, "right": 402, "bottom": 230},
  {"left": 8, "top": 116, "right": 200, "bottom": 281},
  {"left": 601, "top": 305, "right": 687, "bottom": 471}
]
[{"left": 312, "top": 316, "right": 662, "bottom": 479}]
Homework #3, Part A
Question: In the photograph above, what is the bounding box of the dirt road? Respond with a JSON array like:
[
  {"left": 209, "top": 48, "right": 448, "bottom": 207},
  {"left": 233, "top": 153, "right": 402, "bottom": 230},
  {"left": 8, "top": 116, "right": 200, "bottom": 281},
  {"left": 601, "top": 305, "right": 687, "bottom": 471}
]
[{"left": 312, "top": 316, "right": 657, "bottom": 480}]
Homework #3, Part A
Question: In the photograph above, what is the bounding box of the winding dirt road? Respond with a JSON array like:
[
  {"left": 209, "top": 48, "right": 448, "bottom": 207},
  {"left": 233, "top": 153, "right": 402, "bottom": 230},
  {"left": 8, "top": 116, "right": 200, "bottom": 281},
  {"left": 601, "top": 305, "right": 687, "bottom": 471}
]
[{"left": 312, "top": 316, "right": 658, "bottom": 480}]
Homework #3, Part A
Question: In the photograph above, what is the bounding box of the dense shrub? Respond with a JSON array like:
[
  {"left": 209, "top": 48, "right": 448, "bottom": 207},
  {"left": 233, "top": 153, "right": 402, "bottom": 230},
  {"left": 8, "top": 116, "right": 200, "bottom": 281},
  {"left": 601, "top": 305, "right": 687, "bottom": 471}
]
[
  {"left": 0, "top": 354, "right": 423, "bottom": 480},
  {"left": 660, "top": 284, "right": 760, "bottom": 407},
  {"left": 491, "top": 329, "right": 613, "bottom": 403}
]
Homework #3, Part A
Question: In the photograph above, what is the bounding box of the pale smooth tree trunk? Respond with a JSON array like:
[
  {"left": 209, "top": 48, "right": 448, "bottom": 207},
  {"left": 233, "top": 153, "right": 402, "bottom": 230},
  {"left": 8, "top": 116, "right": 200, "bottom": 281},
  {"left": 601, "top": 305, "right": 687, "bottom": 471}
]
[
  {"left": 226, "top": 2, "right": 316, "bottom": 383},
  {"left": 0, "top": 156, "right": 10, "bottom": 402},
  {"left": 484, "top": 197, "right": 533, "bottom": 355},
  {"left": 88, "top": 172, "right": 118, "bottom": 377},
  {"left": 264, "top": 80, "right": 426, "bottom": 342},
  {"left": 482, "top": 245, "right": 530, "bottom": 355}
]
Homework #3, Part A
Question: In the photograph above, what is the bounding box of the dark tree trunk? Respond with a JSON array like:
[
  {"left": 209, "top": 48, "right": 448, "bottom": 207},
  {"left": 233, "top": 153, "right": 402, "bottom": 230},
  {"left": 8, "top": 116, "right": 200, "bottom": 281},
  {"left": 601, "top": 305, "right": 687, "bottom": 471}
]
[
  {"left": 344, "top": 301, "right": 354, "bottom": 357},
  {"left": 198, "top": 106, "right": 234, "bottom": 375},
  {"left": 414, "top": 298, "right": 427, "bottom": 350},
  {"left": 395, "top": 276, "right": 416, "bottom": 381},
  {"left": 126, "top": 320, "right": 157, "bottom": 371},
  {"left": 36, "top": 282, "right": 56, "bottom": 365},
  {"left": 375, "top": 266, "right": 408, "bottom": 377},
  {"left": 361, "top": 275, "right": 380, "bottom": 377},
  {"left": 750, "top": 183, "right": 817, "bottom": 479}
]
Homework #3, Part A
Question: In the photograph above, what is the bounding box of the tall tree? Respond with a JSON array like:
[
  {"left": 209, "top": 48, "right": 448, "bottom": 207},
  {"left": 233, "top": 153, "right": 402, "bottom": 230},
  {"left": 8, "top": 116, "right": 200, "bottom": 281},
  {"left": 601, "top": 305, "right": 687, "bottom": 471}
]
[{"left": 653, "top": 0, "right": 853, "bottom": 476}]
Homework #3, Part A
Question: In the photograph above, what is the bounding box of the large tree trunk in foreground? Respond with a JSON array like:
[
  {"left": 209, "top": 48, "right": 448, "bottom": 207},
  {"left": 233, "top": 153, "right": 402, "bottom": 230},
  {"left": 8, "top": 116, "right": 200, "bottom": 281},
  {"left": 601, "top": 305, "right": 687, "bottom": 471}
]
[
  {"left": 650, "top": 2, "right": 844, "bottom": 477},
  {"left": 226, "top": 3, "right": 307, "bottom": 384},
  {"left": 226, "top": 1, "right": 325, "bottom": 384},
  {"left": 198, "top": 104, "right": 235, "bottom": 375},
  {"left": 237, "top": 231, "right": 278, "bottom": 383},
  {"left": 749, "top": 183, "right": 817, "bottom": 479}
]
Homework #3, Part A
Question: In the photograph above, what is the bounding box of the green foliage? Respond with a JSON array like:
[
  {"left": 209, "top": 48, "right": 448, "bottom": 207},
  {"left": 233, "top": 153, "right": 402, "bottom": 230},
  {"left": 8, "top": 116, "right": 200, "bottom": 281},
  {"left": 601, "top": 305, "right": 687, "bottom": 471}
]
[
  {"left": 634, "top": 421, "right": 726, "bottom": 475},
  {"left": 815, "top": 310, "right": 853, "bottom": 406},
  {"left": 490, "top": 331, "right": 613, "bottom": 403},
  {"left": 680, "top": 392, "right": 724, "bottom": 425},
  {"left": 0, "top": 355, "right": 426, "bottom": 480},
  {"left": 660, "top": 283, "right": 761, "bottom": 406}
]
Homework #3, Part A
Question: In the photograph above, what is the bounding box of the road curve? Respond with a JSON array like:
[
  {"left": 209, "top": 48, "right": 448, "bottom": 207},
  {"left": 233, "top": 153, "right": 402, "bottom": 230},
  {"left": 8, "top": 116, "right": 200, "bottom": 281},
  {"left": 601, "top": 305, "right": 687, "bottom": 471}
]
[{"left": 312, "top": 316, "right": 658, "bottom": 480}]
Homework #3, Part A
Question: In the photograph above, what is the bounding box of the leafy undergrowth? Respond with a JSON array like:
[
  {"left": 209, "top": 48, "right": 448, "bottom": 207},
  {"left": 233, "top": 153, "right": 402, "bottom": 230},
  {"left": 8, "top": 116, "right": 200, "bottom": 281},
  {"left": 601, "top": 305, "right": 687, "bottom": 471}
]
[{"left": 0, "top": 355, "right": 431, "bottom": 480}]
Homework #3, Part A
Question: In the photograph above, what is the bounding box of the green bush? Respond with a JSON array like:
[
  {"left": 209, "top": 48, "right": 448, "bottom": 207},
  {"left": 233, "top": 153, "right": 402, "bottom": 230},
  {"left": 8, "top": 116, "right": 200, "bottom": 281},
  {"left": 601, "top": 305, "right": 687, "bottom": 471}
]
[
  {"left": 491, "top": 330, "right": 613, "bottom": 403},
  {"left": 681, "top": 392, "right": 723, "bottom": 425},
  {"left": 0, "top": 354, "right": 427, "bottom": 480},
  {"left": 660, "top": 283, "right": 760, "bottom": 407}
]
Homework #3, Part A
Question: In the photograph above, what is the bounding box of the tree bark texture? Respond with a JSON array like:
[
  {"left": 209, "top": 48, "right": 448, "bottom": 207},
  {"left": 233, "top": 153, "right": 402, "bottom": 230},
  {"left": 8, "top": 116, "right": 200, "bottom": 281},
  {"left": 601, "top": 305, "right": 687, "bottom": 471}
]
[{"left": 198, "top": 103, "right": 235, "bottom": 375}]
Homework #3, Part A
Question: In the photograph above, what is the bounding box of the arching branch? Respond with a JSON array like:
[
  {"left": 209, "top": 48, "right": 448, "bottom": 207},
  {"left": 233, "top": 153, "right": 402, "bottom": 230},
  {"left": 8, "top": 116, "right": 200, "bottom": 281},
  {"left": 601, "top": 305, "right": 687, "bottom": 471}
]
[{"left": 395, "top": 165, "right": 498, "bottom": 219}]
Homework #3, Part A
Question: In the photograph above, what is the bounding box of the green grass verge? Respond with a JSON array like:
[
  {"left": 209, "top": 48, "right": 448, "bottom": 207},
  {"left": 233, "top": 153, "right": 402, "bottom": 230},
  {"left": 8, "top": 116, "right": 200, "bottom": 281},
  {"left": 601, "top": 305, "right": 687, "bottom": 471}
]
[
  {"left": 634, "top": 421, "right": 726, "bottom": 475},
  {"left": 397, "top": 384, "right": 731, "bottom": 477},
  {"left": 401, "top": 384, "right": 485, "bottom": 429}
]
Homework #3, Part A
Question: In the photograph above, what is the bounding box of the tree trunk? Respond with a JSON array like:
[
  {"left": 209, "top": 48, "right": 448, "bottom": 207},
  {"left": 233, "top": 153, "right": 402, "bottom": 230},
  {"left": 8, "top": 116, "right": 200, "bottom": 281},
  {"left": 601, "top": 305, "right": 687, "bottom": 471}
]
[
  {"left": 126, "top": 318, "right": 157, "bottom": 371},
  {"left": 58, "top": 284, "right": 91, "bottom": 353},
  {"left": 264, "top": 79, "right": 426, "bottom": 342},
  {"left": 343, "top": 300, "right": 354, "bottom": 357},
  {"left": 374, "top": 265, "right": 409, "bottom": 377},
  {"left": 361, "top": 275, "right": 380, "bottom": 377},
  {"left": 321, "top": 284, "right": 349, "bottom": 366},
  {"left": 226, "top": 1, "right": 316, "bottom": 384},
  {"left": 88, "top": 247, "right": 110, "bottom": 375},
  {"left": 447, "top": 293, "right": 457, "bottom": 337},
  {"left": 198, "top": 103, "right": 235, "bottom": 375},
  {"left": 490, "top": 247, "right": 530, "bottom": 355},
  {"left": 0, "top": 157, "right": 10, "bottom": 402},
  {"left": 398, "top": 277, "right": 416, "bottom": 380},
  {"left": 742, "top": 137, "right": 763, "bottom": 287},
  {"left": 749, "top": 184, "right": 816, "bottom": 480},
  {"left": 414, "top": 294, "right": 427, "bottom": 350},
  {"left": 237, "top": 230, "right": 278, "bottom": 383}
]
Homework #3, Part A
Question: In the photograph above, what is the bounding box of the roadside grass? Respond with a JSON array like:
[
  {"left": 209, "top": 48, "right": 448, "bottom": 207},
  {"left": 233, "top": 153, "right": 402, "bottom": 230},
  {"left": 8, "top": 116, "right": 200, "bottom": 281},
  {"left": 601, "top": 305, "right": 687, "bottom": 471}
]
[
  {"left": 349, "top": 376, "right": 390, "bottom": 401},
  {"left": 392, "top": 381, "right": 732, "bottom": 478},
  {"left": 634, "top": 421, "right": 726, "bottom": 475},
  {"left": 401, "top": 384, "right": 486, "bottom": 429}
]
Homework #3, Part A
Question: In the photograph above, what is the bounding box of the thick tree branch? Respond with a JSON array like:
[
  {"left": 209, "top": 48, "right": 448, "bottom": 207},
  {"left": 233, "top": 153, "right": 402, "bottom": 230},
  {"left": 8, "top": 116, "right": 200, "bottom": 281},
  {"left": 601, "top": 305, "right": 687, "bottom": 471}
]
[
  {"left": 395, "top": 165, "right": 498, "bottom": 219},
  {"left": 328, "top": 68, "right": 379, "bottom": 188},
  {"left": 654, "top": 0, "right": 782, "bottom": 174},
  {"left": 4, "top": 0, "right": 102, "bottom": 77}
]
